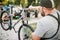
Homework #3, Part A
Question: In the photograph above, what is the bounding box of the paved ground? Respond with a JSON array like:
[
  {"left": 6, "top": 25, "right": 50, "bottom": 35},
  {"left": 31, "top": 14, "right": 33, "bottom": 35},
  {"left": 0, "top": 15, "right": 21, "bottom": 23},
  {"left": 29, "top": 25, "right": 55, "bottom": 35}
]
[
  {"left": 0, "top": 17, "right": 40, "bottom": 40},
  {"left": 0, "top": 7, "right": 42, "bottom": 40}
]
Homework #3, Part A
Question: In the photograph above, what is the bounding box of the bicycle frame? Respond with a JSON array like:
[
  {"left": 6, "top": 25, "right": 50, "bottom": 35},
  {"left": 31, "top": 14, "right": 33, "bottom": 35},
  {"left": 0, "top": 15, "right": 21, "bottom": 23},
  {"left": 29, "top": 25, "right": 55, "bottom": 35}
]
[
  {"left": 8, "top": 6, "right": 29, "bottom": 33},
  {"left": 1, "top": 5, "right": 34, "bottom": 40}
]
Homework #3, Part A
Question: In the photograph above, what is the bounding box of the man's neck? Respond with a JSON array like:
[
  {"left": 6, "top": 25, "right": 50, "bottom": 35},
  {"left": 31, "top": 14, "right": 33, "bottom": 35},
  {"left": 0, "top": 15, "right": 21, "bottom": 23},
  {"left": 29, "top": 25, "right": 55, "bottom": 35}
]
[{"left": 45, "top": 9, "right": 54, "bottom": 16}]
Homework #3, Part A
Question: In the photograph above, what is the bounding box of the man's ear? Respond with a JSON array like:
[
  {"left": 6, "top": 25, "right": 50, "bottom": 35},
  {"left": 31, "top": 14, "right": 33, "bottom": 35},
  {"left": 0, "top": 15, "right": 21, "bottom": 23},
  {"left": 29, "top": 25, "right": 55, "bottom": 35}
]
[{"left": 43, "top": 7, "right": 47, "bottom": 12}]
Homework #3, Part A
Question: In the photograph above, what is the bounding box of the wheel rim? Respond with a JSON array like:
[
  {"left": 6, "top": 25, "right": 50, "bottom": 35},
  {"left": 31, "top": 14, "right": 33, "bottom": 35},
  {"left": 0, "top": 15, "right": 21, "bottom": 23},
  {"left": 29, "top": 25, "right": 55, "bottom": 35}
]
[
  {"left": 18, "top": 24, "right": 34, "bottom": 40},
  {"left": 1, "top": 11, "right": 10, "bottom": 31}
]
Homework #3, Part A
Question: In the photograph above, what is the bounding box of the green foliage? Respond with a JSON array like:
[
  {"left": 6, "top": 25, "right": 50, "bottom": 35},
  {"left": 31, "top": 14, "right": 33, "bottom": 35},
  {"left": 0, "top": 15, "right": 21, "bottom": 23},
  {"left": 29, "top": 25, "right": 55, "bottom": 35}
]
[
  {"left": 0, "top": 0, "right": 2, "bottom": 2},
  {"left": 54, "top": 0, "right": 60, "bottom": 8},
  {"left": 0, "top": 0, "right": 4, "bottom": 2},
  {"left": 32, "top": 2, "right": 40, "bottom": 6},
  {"left": 31, "top": 0, "right": 40, "bottom": 6},
  {"left": 14, "top": 0, "right": 20, "bottom": 5},
  {"left": 26, "top": 0, "right": 35, "bottom": 8}
]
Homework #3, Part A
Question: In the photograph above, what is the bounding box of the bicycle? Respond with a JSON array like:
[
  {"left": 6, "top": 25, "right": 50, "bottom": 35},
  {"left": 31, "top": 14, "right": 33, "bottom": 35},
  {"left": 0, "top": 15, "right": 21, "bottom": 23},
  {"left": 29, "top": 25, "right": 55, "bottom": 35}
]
[{"left": 1, "top": 5, "right": 34, "bottom": 40}]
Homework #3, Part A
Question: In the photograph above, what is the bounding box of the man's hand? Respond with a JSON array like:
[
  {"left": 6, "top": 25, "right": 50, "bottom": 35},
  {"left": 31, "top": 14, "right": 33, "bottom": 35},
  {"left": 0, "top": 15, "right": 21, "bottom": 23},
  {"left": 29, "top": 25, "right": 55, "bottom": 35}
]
[{"left": 2, "top": 15, "right": 9, "bottom": 21}]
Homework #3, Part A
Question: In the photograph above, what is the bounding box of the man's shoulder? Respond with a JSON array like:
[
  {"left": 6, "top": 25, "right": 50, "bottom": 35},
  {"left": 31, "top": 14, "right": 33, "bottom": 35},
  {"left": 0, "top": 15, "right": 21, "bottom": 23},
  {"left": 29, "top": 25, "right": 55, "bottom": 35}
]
[
  {"left": 39, "top": 16, "right": 51, "bottom": 21},
  {"left": 39, "top": 10, "right": 60, "bottom": 22},
  {"left": 38, "top": 15, "right": 57, "bottom": 24}
]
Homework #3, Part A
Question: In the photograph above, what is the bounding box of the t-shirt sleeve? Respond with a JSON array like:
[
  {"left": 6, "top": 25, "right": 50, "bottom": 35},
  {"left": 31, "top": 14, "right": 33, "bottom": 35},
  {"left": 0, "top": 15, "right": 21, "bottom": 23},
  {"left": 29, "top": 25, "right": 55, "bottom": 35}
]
[{"left": 33, "top": 20, "right": 49, "bottom": 38}]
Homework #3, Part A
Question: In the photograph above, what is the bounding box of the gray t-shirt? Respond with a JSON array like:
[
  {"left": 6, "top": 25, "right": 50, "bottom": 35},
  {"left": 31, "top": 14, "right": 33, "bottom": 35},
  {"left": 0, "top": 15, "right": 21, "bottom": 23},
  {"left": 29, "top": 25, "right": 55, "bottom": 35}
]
[{"left": 33, "top": 9, "right": 60, "bottom": 40}]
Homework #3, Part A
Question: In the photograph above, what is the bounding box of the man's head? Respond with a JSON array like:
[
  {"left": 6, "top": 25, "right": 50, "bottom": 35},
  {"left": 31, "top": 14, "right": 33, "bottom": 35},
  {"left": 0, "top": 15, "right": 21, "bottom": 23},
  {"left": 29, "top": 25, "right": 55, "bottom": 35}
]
[{"left": 40, "top": 0, "right": 55, "bottom": 16}]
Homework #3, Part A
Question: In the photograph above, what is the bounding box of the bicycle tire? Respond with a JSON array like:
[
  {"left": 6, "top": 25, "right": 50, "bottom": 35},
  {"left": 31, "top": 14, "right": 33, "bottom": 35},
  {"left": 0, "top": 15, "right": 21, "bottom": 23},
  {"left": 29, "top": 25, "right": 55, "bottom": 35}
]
[
  {"left": 18, "top": 24, "right": 34, "bottom": 40},
  {"left": 1, "top": 11, "right": 11, "bottom": 31}
]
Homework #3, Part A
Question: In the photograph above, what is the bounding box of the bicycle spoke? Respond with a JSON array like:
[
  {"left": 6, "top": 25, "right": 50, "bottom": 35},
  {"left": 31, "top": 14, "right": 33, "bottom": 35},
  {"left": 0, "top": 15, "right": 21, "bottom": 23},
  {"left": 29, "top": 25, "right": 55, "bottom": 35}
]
[
  {"left": 1, "top": 11, "right": 11, "bottom": 31},
  {"left": 18, "top": 24, "right": 34, "bottom": 40},
  {"left": 1, "top": 21, "right": 10, "bottom": 29}
]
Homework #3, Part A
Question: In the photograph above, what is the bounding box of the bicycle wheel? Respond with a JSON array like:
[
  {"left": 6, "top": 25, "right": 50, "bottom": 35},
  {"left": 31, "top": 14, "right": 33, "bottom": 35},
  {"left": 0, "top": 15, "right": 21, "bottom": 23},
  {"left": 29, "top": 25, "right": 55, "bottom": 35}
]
[
  {"left": 1, "top": 11, "right": 11, "bottom": 31},
  {"left": 18, "top": 24, "right": 34, "bottom": 40}
]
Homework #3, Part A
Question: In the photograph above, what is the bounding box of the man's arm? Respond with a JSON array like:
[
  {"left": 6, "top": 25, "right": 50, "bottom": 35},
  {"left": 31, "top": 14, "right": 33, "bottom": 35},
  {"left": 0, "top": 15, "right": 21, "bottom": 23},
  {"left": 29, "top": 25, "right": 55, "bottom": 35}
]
[
  {"left": 28, "top": 6, "right": 41, "bottom": 12},
  {"left": 31, "top": 19, "right": 47, "bottom": 40},
  {"left": 32, "top": 33, "right": 41, "bottom": 40}
]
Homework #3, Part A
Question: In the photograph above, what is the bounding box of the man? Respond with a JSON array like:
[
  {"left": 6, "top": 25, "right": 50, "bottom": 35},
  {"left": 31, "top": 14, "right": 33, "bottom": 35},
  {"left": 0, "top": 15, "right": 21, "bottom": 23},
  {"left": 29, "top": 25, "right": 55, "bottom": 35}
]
[{"left": 32, "top": 0, "right": 60, "bottom": 40}]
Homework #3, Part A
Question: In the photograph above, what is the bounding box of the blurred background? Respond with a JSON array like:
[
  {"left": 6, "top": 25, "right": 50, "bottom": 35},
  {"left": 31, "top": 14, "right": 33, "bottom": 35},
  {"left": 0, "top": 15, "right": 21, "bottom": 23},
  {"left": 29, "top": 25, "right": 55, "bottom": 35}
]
[{"left": 0, "top": 0, "right": 60, "bottom": 10}]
